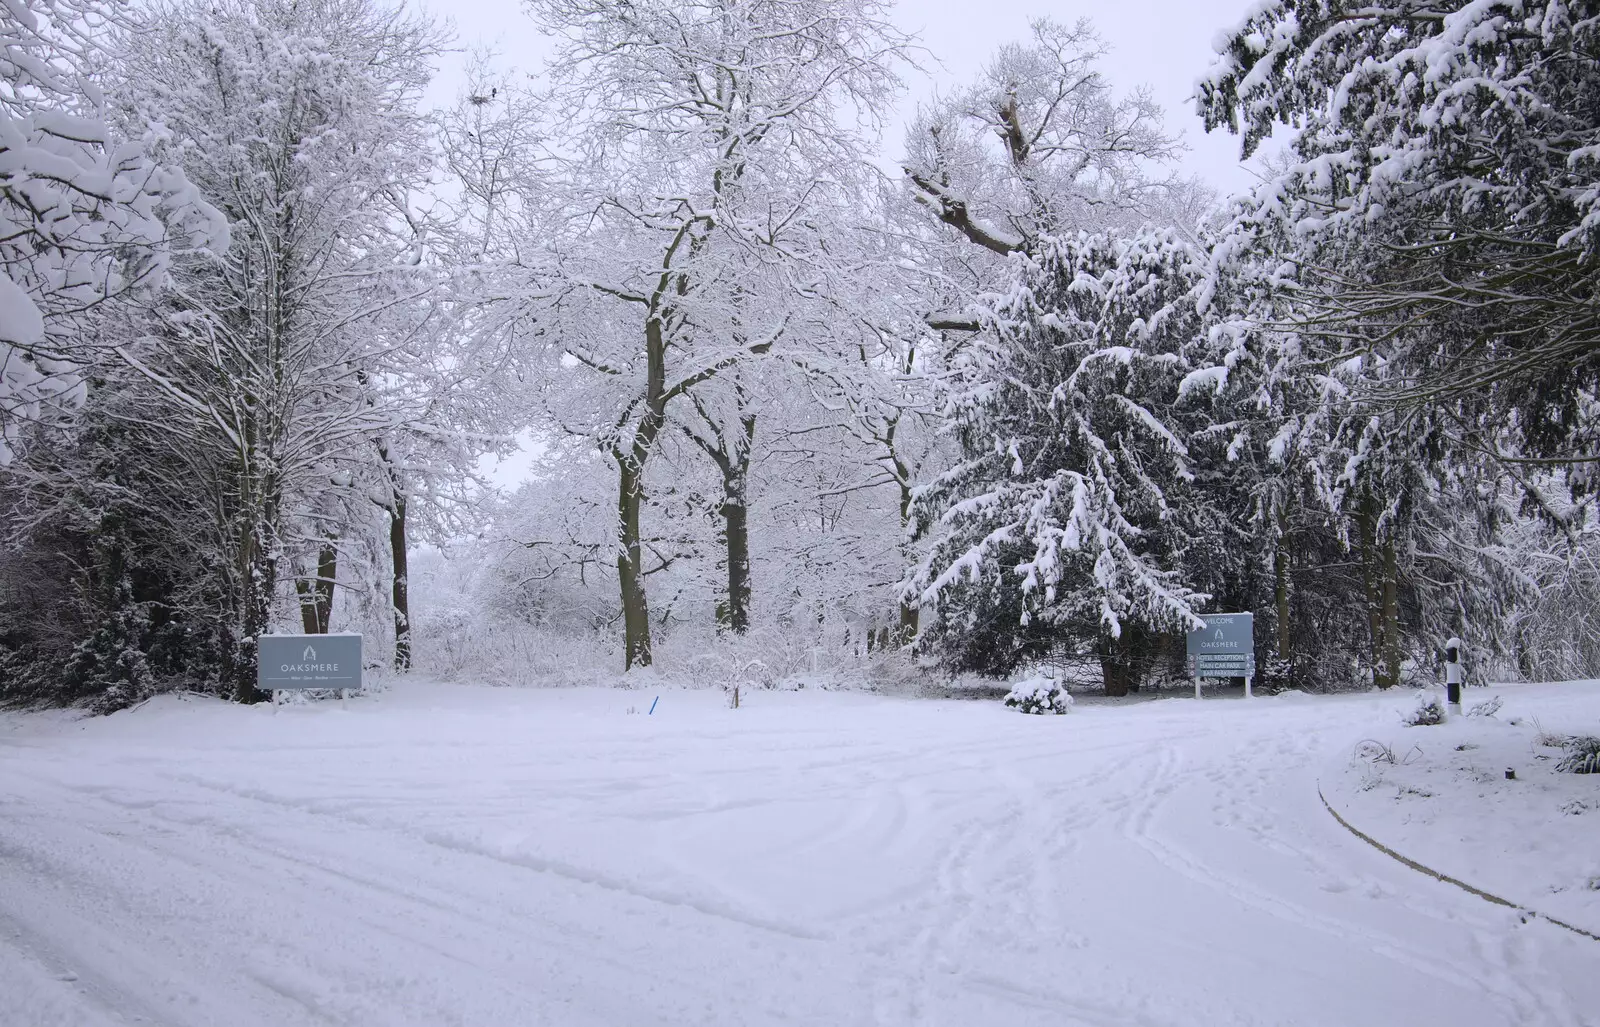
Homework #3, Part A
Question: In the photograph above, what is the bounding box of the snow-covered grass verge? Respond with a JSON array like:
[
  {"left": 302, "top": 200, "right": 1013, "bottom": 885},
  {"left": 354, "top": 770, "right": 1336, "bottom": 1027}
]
[{"left": 1323, "top": 682, "right": 1600, "bottom": 935}]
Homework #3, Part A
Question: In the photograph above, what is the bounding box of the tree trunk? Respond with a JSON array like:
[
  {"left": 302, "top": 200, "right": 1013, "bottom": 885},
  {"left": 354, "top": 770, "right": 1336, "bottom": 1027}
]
[
  {"left": 316, "top": 543, "right": 336, "bottom": 633},
  {"left": 618, "top": 461, "right": 652, "bottom": 669},
  {"left": 389, "top": 489, "right": 410, "bottom": 672},
  {"left": 1381, "top": 533, "right": 1401, "bottom": 690},
  {"left": 722, "top": 473, "right": 751, "bottom": 634},
  {"left": 1125, "top": 622, "right": 1146, "bottom": 693},
  {"left": 374, "top": 440, "right": 411, "bottom": 671},
  {"left": 296, "top": 542, "right": 337, "bottom": 634},
  {"left": 897, "top": 601, "right": 919, "bottom": 648},
  {"left": 1357, "top": 494, "right": 1392, "bottom": 689},
  {"left": 688, "top": 400, "right": 756, "bottom": 637},
  {"left": 611, "top": 246, "right": 683, "bottom": 668},
  {"left": 896, "top": 472, "right": 919, "bottom": 646},
  {"left": 297, "top": 578, "right": 320, "bottom": 634},
  {"left": 1100, "top": 653, "right": 1128, "bottom": 697},
  {"left": 1274, "top": 531, "right": 1291, "bottom": 663},
  {"left": 231, "top": 515, "right": 275, "bottom": 704},
  {"left": 1094, "top": 627, "right": 1132, "bottom": 700}
]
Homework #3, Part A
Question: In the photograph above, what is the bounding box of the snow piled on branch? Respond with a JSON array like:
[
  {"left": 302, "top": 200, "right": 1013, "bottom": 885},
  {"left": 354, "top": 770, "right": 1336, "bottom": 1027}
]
[
  {"left": 1198, "top": 0, "right": 1600, "bottom": 256},
  {"left": 0, "top": 0, "right": 224, "bottom": 461}
]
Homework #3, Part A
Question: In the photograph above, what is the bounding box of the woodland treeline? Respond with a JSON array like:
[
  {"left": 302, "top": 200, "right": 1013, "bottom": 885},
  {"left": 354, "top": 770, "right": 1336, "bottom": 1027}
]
[{"left": 4, "top": 0, "right": 1600, "bottom": 709}]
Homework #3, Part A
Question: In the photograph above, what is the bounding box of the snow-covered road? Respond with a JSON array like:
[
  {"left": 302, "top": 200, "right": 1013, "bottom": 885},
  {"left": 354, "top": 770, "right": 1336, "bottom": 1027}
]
[{"left": 2, "top": 682, "right": 1596, "bottom": 1026}]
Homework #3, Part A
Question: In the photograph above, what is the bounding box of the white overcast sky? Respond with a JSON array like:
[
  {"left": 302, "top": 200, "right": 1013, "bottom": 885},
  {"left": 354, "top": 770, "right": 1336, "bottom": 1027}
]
[{"left": 416, "top": 0, "right": 1267, "bottom": 196}]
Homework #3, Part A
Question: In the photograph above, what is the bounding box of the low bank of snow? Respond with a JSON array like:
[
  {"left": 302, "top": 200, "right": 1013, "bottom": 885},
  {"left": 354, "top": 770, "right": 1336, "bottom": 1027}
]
[
  {"left": 1322, "top": 683, "right": 1600, "bottom": 935},
  {"left": 2, "top": 679, "right": 1597, "bottom": 1026}
]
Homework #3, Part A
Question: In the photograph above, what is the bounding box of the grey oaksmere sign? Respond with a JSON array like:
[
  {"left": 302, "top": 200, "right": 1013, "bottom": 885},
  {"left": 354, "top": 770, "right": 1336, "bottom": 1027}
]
[
  {"left": 1185, "top": 613, "right": 1256, "bottom": 696},
  {"left": 258, "top": 633, "right": 363, "bottom": 692},
  {"left": 1187, "top": 613, "right": 1253, "bottom": 658}
]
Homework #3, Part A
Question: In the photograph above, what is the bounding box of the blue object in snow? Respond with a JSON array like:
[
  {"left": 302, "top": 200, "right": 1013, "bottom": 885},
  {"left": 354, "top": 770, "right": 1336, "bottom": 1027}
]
[{"left": 648, "top": 696, "right": 659, "bottom": 715}]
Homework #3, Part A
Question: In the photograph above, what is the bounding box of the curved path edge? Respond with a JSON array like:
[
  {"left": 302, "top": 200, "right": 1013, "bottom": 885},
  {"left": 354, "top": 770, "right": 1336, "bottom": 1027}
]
[{"left": 1316, "top": 784, "right": 1600, "bottom": 944}]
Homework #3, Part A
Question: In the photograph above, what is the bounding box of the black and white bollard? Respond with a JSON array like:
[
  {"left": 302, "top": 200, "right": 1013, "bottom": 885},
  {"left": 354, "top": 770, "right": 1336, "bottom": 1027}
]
[{"left": 1444, "top": 637, "right": 1464, "bottom": 711}]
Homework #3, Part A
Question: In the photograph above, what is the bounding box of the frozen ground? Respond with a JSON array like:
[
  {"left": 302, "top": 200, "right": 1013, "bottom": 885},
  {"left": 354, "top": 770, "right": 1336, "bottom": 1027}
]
[{"left": 1, "top": 679, "right": 1597, "bottom": 1027}]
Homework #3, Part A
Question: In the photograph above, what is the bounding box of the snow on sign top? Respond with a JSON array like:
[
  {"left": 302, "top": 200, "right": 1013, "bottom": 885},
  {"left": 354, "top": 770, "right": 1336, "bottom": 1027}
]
[
  {"left": 258, "top": 633, "right": 363, "bottom": 691},
  {"left": 1185, "top": 613, "right": 1253, "bottom": 659}
]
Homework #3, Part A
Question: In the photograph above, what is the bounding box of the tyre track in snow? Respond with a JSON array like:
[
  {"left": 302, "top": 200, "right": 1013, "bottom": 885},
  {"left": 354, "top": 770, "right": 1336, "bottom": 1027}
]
[
  {"left": 866, "top": 728, "right": 1196, "bottom": 1027},
  {"left": 163, "top": 767, "right": 831, "bottom": 941},
  {"left": 813, "top": 728, "right": 1182, "bottom": 1025},
  {"left": 1119, "top": 714, "right": 1586, "bottom": 1027},
  {"left": 11, "top": 723, "right": 1178, "bottom": 1027},
  {"left": 5, "top": 720, "right": 1173, "bottom": 1027},
  {"left": 870, "top": 699, "right": 1593, "bottom": 1027},
  {"left": 0, "top": 903, "right": 169, "bottom": 1027},
  {"left": 0, "top": 763, "right": 858, "bottom": 1027},
  {"left": 1, "top": 771, "right": 616, "bottom": 1026}
]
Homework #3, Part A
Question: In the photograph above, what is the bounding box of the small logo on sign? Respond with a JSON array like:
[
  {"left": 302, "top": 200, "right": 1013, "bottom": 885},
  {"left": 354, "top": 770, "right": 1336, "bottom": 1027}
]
[
  {"left": 1214, "top": 629, "right": 1224, "bottom": 641},
  {"left": 303, "top": 645, "right": 317, "bottom": 661}
]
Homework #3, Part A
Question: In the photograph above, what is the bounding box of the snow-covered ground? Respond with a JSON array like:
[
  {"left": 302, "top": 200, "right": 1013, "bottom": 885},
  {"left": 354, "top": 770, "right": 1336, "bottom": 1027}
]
[
  {"left": 1323, "top": 687, "right": 1600, "bottom": 936},
  {"left": 2, "top": 680, "right": 1597, "bottom": 1027}
]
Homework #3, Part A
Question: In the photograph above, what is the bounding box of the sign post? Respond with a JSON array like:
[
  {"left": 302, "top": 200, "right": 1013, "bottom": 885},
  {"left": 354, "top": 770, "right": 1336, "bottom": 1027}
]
[
  {"left": 1185, "top": 614, "right": 1255, "bottom": 699},
  {"left": 258, "top": 634, "right": 363, "bottom": 708}
]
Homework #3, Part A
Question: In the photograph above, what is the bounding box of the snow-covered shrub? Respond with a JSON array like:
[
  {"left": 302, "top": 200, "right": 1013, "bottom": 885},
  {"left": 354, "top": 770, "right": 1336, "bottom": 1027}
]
[
  {"left": 1401, "top": 691, "right": 1447, "bottom": 727},
  {"left": 1557, "top": 737, "right": 1600, "bottom": 775},
  {"left": 1353, "top": 739, "right": 1421, "bottom": 766},
  {"left": 62, "top": 604, "right": 154, "bottom": 714},
  {"left": 1262, "top": 656, "right": 1293, "bottom": 693},
  {"left": 1353, "top": 739, "right": 1396, "bottom": 764},
  {"left": 664, "top": 627, "right": 802, "bottom": 688},
  {"left": 1004, "top": 676, "right": 1074, "bottom": 715},
  {"left": 1533, "top": 718, "right": 1569, "bottom": 748},
  {"left": 686, "top": 652, "right": 773, "bottom": 704},
  {"left": 414, "top": 614, "right": 622, "bottom": 688},
  {"left": 1465, "top": 696, "right": 1503, "bottom": 719}
]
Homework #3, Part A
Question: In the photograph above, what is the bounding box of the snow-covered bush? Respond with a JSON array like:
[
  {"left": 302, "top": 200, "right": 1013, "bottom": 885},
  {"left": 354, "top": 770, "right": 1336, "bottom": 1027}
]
[
  {"left": 1557, "top": 737, "right": 1600, "bottom": 775},
  {"left": 1401, "top": 691, "right": 1447, "bottom": 727},
  {"left": 1004, "top": 676, "right": 1074, "bottom": 715},
  {"left": 1534, "top": 719, "right": 1570, "bottom": 748},
  {"left": 1353, "top": 740, "right": 1396, "bottom": 765},
  {"left": 1465, "top": 696, "right": 1503, "bottom": 719}
]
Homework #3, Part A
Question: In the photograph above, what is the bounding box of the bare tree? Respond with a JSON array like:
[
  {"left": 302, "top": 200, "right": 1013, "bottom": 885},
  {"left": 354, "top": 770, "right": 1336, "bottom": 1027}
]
[
  {"left": 904, "top": 18, "right": 1180, "bottom": 259},
  {"left": 450, "top": 0, "right": 911, "bottom": 669},
  {"left": 107, "top": 0, "right": 443, "bottom": 700}
]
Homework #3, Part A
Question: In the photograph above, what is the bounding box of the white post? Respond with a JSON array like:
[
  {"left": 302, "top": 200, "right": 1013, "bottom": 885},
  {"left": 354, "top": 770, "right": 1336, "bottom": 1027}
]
[
  {"left": 1245, "top": 674, "right": 1253, "bottom": 699},
  {"left": 1194, "top": 674, "right": 1201, "bottom": 700},
  {"left": 340, "top": 688, "right": 348, "bottom": 710},
  {"left": 272, "top": 689, "right": 279, "bottom": 714}
]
